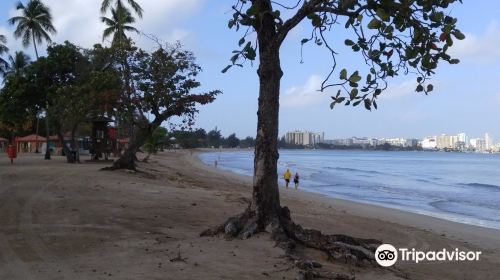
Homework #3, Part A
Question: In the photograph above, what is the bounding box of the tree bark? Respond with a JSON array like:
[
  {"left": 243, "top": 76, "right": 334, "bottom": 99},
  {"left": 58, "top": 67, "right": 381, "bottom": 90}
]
[
  {"left": 108, "top": 123, "right": 152, "bottom": 170},
  {"left": 248, "top": 0, "right": 284, "bottom": 230}
]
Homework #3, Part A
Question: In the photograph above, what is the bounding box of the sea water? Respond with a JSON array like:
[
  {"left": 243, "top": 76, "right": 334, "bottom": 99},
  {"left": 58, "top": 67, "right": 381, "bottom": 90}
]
[{"left": 199, "top": 150, "right": 500, "bottom": 230}]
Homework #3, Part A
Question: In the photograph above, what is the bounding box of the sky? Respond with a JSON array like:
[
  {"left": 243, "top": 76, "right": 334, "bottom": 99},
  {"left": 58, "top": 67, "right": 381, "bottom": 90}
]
[{"left": 0, "top": 0, "right": 499, "bottom": 141}]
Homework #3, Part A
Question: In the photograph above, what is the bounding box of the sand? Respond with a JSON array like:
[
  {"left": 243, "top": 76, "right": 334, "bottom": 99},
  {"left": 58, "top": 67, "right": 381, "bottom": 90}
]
[{"left": 0, "top": 150, "right": 499, "bottom": 280}]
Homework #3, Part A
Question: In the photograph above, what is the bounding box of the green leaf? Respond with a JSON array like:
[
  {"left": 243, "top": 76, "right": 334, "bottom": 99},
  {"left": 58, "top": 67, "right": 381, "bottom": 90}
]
[
  {"left": 238, "top": 37, "right": 245, "bottom": 46},
  {"left": 453, "top": 30, "right": 465, "bottom": 40},
  {"left": 376, "top": 8, "right": 390, "bottom": 22},
  {"left": 350, "top": 88, "right": 358, "bottom": 98},
  {"left": 310, "top": 14, "right": 322, "bottom": 27},
  {"left": 367, "top": 18, "right": 381, "bottom": 29},
  {"left": 221, "top": 65, "right": 232, "bottom": 73},
  {"left": 246, "top": 47, "right": 256, "bottom": 60},
  {"left": 416, "top": 84, "right": 424, "bottom": 92},
  {"left": 340, "top": 69, "right": 347, "bottom": 80},
  {"left": 349, "top": 71, "right": 362, "bottom": 83},
  {"left": 344, "top": 39, "right": 355, "bottom": 46},
  {"left": 231, "top": 54, "right": 239, "bottom": 64},
  {"left": 364, "top": 99, "right": 372, "bottom": 110},
  {"left": 427, "top": 84, "right": 434, "bottom": 92},
  {"left": 449, "top": 58, "right": 460, "bottom": 64}
]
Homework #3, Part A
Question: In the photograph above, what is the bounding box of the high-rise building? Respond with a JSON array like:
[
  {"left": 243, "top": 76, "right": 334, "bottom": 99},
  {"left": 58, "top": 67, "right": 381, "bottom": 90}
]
[
  {"left": 470, "top": 138, "right": 486, "bottom": 152},
  {"left": 485, "top": 133, "right": 493, "bottom": 150},
  {"left": 285, "top": 130, "right": 324, "bottom": 146},
  {"left": 457, "top": 133, "right": 468, "bottom": 143}
]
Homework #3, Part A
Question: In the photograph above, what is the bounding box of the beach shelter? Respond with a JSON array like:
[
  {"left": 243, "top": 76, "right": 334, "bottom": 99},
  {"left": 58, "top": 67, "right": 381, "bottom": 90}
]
[
  {"left": 15, "top": 134, "right": 46, "bottom": 153},
  {"left": 15, "top": 134, "right": 61, "bottom": 154}
]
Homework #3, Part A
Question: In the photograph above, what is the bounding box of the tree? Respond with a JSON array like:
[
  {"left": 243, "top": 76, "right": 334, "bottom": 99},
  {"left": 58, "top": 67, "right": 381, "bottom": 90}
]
[
  {"left": 101, "top": 6, "right": 139, "bottom": 48},
  {"left": 204, "top": 0, "right": 465, "bottom": 270},
  {"left": 42, "top": 42, "right": 120, "bottom": 161},
  {"left": 193, "top": 128, "right": 208, "bottom": 147},
  {"left": 4, "top": 51, "right": 31, "bottom": 78},
  {"left": 0, "top": 68, "right": 43, "bottom": 135},
  {"left": 8, "top": 0, "right": 56, "bottom": 59},
  {"left": 0, "top": 35, "right": 8, "bottom": 77},
  {"left": 226, "top": 133, "right": 240, "bottom": 148},
  {"left": 207, "top": 128, "right": 222, "bottom": 148},
  {"left": 9, "top": 0, "right": 57, "bottom": 160},
  {"left": 101, "top": 0, "right": 143, "bottom": 18},
  {"left": 108, "top": 43, "right": 220, "bottom": 170},
  {"left": 240, "top": 136, "right": 255, "bottom": 148},
  {"left": 143, "top": 126, "right": 168, "bottom": 161}
]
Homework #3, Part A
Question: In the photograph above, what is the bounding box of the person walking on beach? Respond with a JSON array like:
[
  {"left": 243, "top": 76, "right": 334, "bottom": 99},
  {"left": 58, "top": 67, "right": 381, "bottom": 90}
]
[
  {"left": 283, "top": 169, "right": 291, "bottom": 189},
  {"left": 293, "top": 172, "right": 300, "bottom": 190}
]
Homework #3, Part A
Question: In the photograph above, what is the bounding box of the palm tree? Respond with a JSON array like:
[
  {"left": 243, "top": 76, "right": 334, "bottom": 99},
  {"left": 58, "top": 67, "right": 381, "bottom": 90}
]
[
  {"left": 101, "top": 0, "right": 143, "bottom": 18},
  {"left": 8, "top": 0, "right": 56, "bottom": 159},
  {"left": 8, "top": 0, "right": 56, "bottom": 59},
  {"left": 101, "top": 6, "right": 139, "bottom": 48},
  {"left": 0, "top": 35, "right": 9, "bottom": 77},
  {"left": 4, "top": 51, "right": 31, "bottom": 78}
]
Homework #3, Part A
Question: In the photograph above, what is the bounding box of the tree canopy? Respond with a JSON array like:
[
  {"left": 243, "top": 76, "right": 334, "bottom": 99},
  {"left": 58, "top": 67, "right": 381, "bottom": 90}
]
[
  {"left": 225, "top": 0, "right": 464, "bottom": 109},
  {"left": 101, "top": 0, "right": 143, "bottom": 18},
  {"left": 101, "top": 6, "right": 139, "bottom": 47},
  {"left": 8, "top": 0, "right": 57, "bottom": 58}
]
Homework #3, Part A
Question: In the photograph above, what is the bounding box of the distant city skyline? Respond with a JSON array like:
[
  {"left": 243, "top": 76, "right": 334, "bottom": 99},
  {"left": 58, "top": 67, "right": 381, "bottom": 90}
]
[{"left": 283, "top": 130, "right": 499, "bottom": 152}]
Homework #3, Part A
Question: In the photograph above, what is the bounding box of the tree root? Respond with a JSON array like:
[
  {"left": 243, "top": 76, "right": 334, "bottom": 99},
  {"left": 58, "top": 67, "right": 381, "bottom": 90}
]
[
  {"left": 200, "top": 208, "right": 260, "bottom": 239},
  {"left": 201, "top": 206, "right": 382, "bottom": 279}
]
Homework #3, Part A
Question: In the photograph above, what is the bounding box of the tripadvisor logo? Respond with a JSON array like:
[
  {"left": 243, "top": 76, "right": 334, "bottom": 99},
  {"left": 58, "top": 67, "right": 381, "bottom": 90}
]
[
  {"left": 375, "top": 244, "right": 398, "bottom": 267},
  {"left": 375, "top": 244, "right": 482, "bottom": 267}
]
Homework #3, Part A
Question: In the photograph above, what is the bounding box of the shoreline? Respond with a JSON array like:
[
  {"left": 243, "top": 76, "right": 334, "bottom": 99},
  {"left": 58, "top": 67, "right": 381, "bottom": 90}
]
[
  {"left": 192, "top": 149, "right": 500, "bottom": 250},
  {"left": 1, "top": 151, "right": 499, "bottom": 279}
]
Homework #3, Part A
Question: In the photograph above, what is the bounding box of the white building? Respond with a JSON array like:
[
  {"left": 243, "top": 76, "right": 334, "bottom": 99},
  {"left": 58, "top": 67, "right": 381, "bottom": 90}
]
[
  {"left": 457, "top": 133, "right": 467, "bottom": 143},
  {"left": 470, "top": 138, "right": 486, "bottom": 152},
  {"left": 485, "top": 133, "right": 493, "bottom": 150},
  {"left": 285, "top": 130, "right": 324, "bottom": 146},
  {"left": 421, "top": 136, "right": 437, "bottom": 149}
]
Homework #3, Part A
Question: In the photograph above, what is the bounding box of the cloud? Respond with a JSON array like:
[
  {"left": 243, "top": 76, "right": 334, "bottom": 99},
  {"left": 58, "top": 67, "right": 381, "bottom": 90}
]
[
  {"left": 281, "top": 76, "right": 422, "bottom": 108},
  {"left": 3, "top": 0, "right": 204, "bottom": 56},
  {"left": 281, "top": 75, "right": 331, "bottom": 108},
  {"left": 379, "top": 79, "right": 417, "bottom": 100},
  {"left": 449, "top": 21, "right": 500, "bottom": 64}
]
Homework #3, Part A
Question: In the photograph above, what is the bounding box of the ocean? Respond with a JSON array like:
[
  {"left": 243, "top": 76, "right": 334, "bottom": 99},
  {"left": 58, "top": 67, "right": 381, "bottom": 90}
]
[{"left": 199, "top": 150, "right": 500, "bottom": 230}]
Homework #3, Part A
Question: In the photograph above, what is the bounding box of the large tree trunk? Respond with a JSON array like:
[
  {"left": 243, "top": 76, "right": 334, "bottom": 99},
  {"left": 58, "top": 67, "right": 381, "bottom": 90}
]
[
  {"left": 58, "top": 132, "right": 73, "bottom": 163},
  {"left": 250, "top": 41, "right": 283, "bottom": 229},
  {"left": 107, "top": 124, "right": 152, "bottom": 170}
]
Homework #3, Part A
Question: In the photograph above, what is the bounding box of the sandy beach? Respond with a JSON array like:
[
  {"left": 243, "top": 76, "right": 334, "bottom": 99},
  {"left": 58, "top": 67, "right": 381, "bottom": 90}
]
[{"left": 0, "top": 150, "right": 499, "bottom": 279}]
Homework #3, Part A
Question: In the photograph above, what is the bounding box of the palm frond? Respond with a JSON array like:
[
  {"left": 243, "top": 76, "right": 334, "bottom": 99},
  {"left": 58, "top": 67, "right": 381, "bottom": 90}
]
[
  {"left": 126, "top": 0, "right": 143, "bottom": 18},
  {"left": 101, "top": 0, "right": 112, "bottom": 14},
  {"left": 8, "top": 0, "right": 56, "bottom": 53}
]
